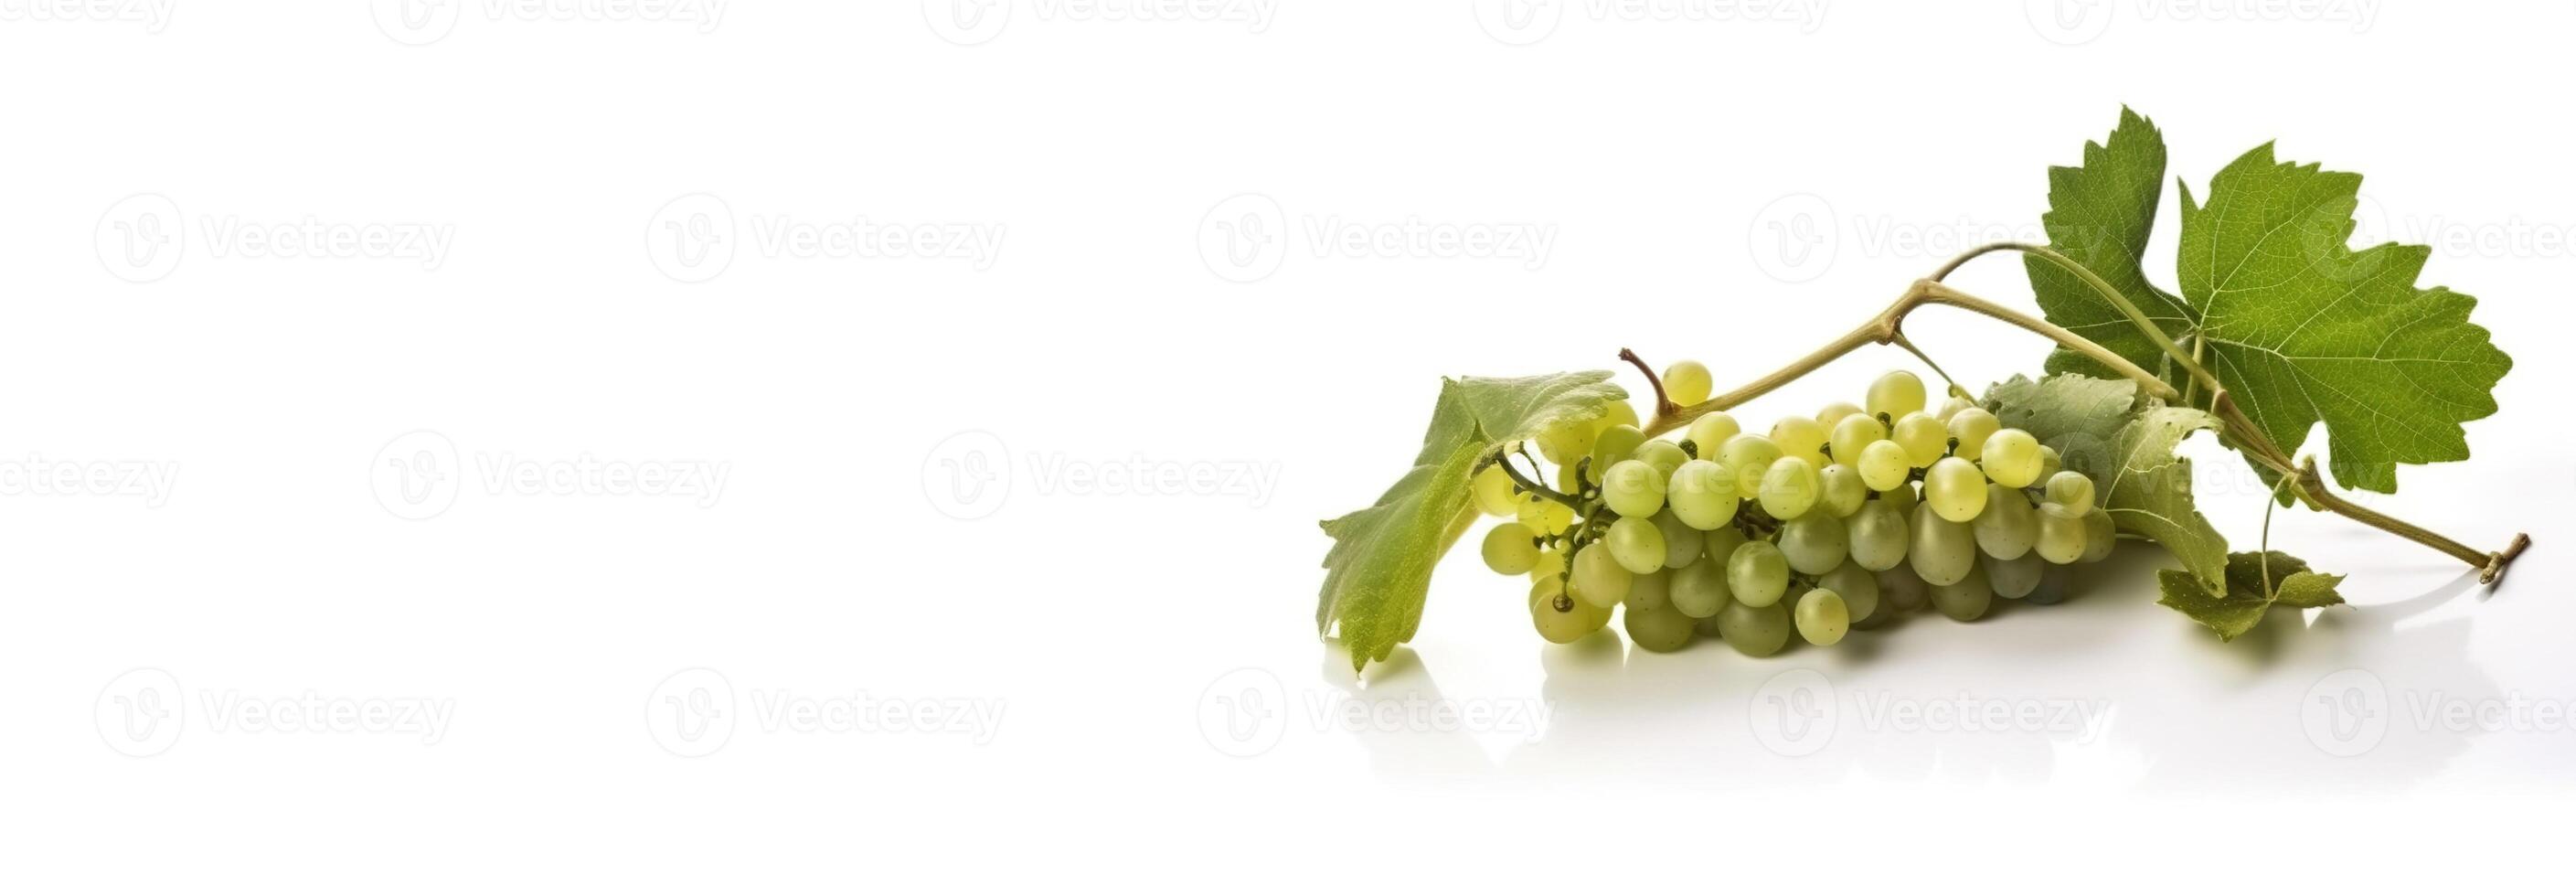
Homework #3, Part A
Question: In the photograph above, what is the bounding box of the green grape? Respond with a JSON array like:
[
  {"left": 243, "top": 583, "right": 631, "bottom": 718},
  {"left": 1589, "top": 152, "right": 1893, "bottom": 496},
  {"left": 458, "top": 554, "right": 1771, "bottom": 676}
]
[
  {"left": 1529, "top": 547, "right": 1565, "bottom": 582},
  {"left": 2036, "top": 511, "right": 2087, "bottom": 564},
  {"left": 1971, "top": 484, "right": 2038, "bottom": 560},
  {"left": 1946, "top": 408, "right": 2000, "bottom": 462},
  {"left": 1653, "top": 510, "right": 1703, "bottom": 569},
  {"left": 1928, "top": 561, "right": 1992, "bottom": 621},
  {"left": 1981, "top": 428, "right": 2043, "bottom": 487},
  {"left": 1592, "top": 424, "right": 1647, "bottom": 469},
  {"left": 1758, "top": 455, "right": 1821, "bottom": 520},
  {"left": 1794, "top": 588, "right": 1849, "bottom": 645},
  {"left": 1815, "top": 401, "right": 1866, "bottom": 428},
  {"left": 1686, "top": 412, "right": 1740, "bottom": 458},
  {"left": 1624, "top": 568, "right": 1673, "bottom": 613},
  {"left": 1694, "top": 613, "right": 1727, "bottom": 638},
  {"left": 1845, "top": 498, "right": 1911, "bottom": 571},
  {"left": 1635, "top": 440, "right": 1690, "bottom": 483},
  {"left": 1472, "top": 464, "right": 1518, "bottom": 517},
  {"left": 2079, "top": 508, "right": 2116, "bottom": 563},
  {"left": 1601, "top": 459, "right": 1666, "bottom": 518},
  {"left": 1625, "top": 603, "right": 1699, "bottom": 653},
  {"left": 1531, "top": 578, "right": 1610, "bottom": 644},
  {"left": 1876, "top": 564, "right": 1928, "bottom": 615},
  {"left": 1891, "top": 412, "right": 1949, "bottom": 467},
  {"left": 1556, "top": 458, "right": 1582, "bottom": 494},
  {"left": 1909, "top": 503, "right": 1977, "bottom": 586},
  {"left": 1779, "top": 513, "right": 1847, "bottom": 576},
  {"left": 1819, "top": 561, "right": 1880, "bottom": 624},
  {"left": 1933, "top": 395, "right": 1975, "bottom": 424},
  {"left": 2041, "top": 471, "right": 2096, "bottom": 517},
  {"left": 1817, "top": 463, "right": 1867, "bottom": 517},
  {"left": 2036, "top": 444, "right": 2063, "bottom": 482},
  {"left": 1923, "top": 456, "right": 1988, "bottom": 523},
  {"left": 1727, "top": 540, "right": 1791, "bottom": 608},
  {"left": 1703, "top": 527, "right": 1747, "bottom": 575},
  {"left": 1666, "top": 459, "right": 1740, "bottom": 530},
  {"left": 1880, "top": 481, "right": 1920, "bottom": 517},
  {"left": 1605, "top": 516, "right": 1667, "bottom": 575},
  {"left": 1663, "top": 360, "right": 1713, "bottom": 407},
  {"left": 1717, "top": 599, "right": 1791, "bottom": 657},
  {"left": 1985, "top": 549, "right": 2043, "bottom": 599},
  {"left": 1868, "top": 370, "right": 1928, "bottom": 420},
  {"left": 2023, "top": 564, "right": 2072, "bottom": 605},
  {"left": 1599, "top": 400, "right": 1640, "bottom": 432},
  {"left": 1829, "top": 413, "right": 1889, "bottom": 466},
  {"left": 1856, "top": 440, "right": 1911, "bottom": 491},
  {"left": 1482, "top": 522, "right": 1539, "bottom": 575},
  {"left": 1517, "top": 491, "right": 1573, "bottom": 535},
  {"left": 1571, "top": 545, "right": 1633, "bottom": 607},
  {"left": 1536, "top": 420, "right": 1591, "bottom": 464},
  {"left": 1668, "top": 554, "right": 1731, "bottom": 618},
  {"left": 1717, "top": 433, "right": 1783, "bottom": 496},
  {"left": 1770, "top": 415, "right": 1831, "bottom": 468}
]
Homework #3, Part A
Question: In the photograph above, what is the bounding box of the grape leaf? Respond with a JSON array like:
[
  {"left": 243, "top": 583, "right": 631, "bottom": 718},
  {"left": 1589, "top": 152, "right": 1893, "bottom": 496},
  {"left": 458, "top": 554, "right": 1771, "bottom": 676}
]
[
  {"left": 2025, "top": 108, "right": 2196, "bottom": 384},
  {"left": 1316, "top": 372, "right": 1626, "bottom": 673},
  {"left": 2177, "top": 144, "right": 2513, "bottom": 494},
  {"left": 2156, "top": 550, "right": 2346, "bottom": 641},
  {"left": 1984, "top": 374, "right": 2230, "bottom": 590}
]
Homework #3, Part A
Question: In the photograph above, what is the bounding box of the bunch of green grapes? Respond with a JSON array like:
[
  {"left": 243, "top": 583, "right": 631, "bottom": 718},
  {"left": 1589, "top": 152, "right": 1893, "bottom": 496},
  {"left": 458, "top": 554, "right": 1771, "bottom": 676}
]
[{"left": 1473, "top": 367, "right": 2117, "bottom": 656}]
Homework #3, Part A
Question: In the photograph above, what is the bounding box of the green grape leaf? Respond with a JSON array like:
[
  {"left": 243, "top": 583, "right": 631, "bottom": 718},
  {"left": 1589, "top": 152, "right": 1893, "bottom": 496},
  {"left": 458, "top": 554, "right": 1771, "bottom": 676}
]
[
  {"left": 2156, "top": 550, "right": 2346, "bottom": 641},
  {"left": 1316, "top": 372, "right": 1626, "bottom": 673},
  {"left": 1984, "top": 374, "right": 2230, "bottom": 590},
  {"left": 2026, "top": 108, "right": 2196, "bottom": 384},
  {"left": 2177, "top": 144, "right": 2513, "bottom": 494}
]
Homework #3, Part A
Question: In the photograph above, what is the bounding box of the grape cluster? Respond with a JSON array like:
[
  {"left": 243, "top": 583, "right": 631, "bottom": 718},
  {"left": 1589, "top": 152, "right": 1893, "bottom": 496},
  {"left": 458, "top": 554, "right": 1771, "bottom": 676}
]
[{"left": 1474, "top": 368, "right": 2116, "bottom": 656}]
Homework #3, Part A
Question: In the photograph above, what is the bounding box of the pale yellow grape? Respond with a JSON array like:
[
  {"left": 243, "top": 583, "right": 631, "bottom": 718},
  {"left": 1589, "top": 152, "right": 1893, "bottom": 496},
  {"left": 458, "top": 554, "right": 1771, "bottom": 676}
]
[
  {"left": 1702, "top": 527, "right": 1748, "bottom": 576},
  {"left": 1668, "top": 554, "right": 1731, "bottom": 618},
  {"left": 1770, "top": 415, "right": 1831, "bottom": 468},
  {"left": 1604, "top": 516, "right": 1667, "bottom": 575},
  {"left": 1758, "top": 455, "right": 1821, "bottom": 519},
  {"left": 1529, "top": 547, "right": 1565, "bottom": 582},
  {"left": 1635, "top": 440, "right": 1690, "bottom": 483},
  {"left": 1985, "top": 549, "right": 2043, "bottom": 599},
  {"left": 1517, "top": 490, "right": 1574, "bottom": 535},
  {"left": 1819, "top": 561, "right": 1880, "bottom": 623},
  {"left": 1946, "top": 408, "right": 2000, "bottom": 462},
  {"left": 2036, "top": 445, "right": 2063, "bottom": 481},
  {"left": 2041, "top": 471, "right": 2096, "bottom": 517},
  {"left": 1717, "top": 433, "right": 1783, "bottom": 497},
  {"left": 1891, "top": 412, "right": 1949, "bottom": 467},
  {"left": 1685, "top": 412, "right": 1741, "bottom": 459},
  {"left": 1909, "top": 503, "right": 1977, "bottom": 586},
  {"left": 1881, "top": 481, "right": 1920, "bottom": 517},
  {"left": 1971, "top": 484, "right": 2038, "bottom": 560},
  {"left": 1818, "top": 463, "right": 1867, "bottom": 517},
  {"left": 1856, "top": 440, "right": 1911, "bottom": 492},
  {"left": 1867, "top": 369, "right": 1928, "bottom": 420},
  {"left": 1829, "top": 413, "right": 1888, "bottom": 465},
  {"left": 1531, "top": 578, "right": 1610, "bottom": 644},
  {"left": 1472, "top": 464, "right": 1518, "bottom": 517},
  {"left": 1727, "top": 540, "right": 1791, "bottom": 607},
  {"left": 1624, "top": 568, "right": 1673, "bottom": 613},
  {"left": 1933, "top": 395, "right": 1975, "bottom": 424},
  {"left": 1653, "top": 510, "right": 1703, "bottom": 569},
  {"left": 1536, "top": 419, "right": 1591, "bottom": 464},
  {"left": 1666, "top": 459, "right": 1739, "bottom": 529},
  {"left": 1592, "top": 424, "right": 1646, "bottom": 469},
  {"left": 1981, "top": 428, "right": 2043, "bottom": 487},
  {"left": 2079, "top": 508, "right": 2117, "bottom": 563},
  {"left": 1779, "top": 513, "right": 1847, "bottom": 575},
  {"left": 1794, "top": 589, "right": 1849, "bottom": 645},
  {"left": 1662, "top": 360, "right": 1713, "bottom": 407},
  {"left": 1815, "top": 401, "right": 1866, "bottom": 428},
  {"left": 1928, "top": 562, "right": 1992, "bottom": 621},
  {"left": 1601, "top": 459, "right": 1666, "bottom": 517},
  {"left": 1599, "top": 401, "right": 1640, "bottom": 432},
  {"left": 1482, "top": 522, "right": 1539, "bottom": 574},
  {"left": 1923, "top": 456, "right": 1988, "bottom": 523},
  {"left": 1556, "top": 459, "right": 1581, "bottom": 494},
  {"left": 1718, "top": 599, "right": 1791, "bottom": 656},
  {"left": 1845, "top": 499, "right": 1911, "bottom": 571},
  {"left": 1571, "top": 545, "right": 1632, "bottom": 607},
  {"left": 1624, "top": 603, "right": 1698, "bottom": 653},
  {"left": 2036, "top": 511, "right": 2087, "bottom": 564}
]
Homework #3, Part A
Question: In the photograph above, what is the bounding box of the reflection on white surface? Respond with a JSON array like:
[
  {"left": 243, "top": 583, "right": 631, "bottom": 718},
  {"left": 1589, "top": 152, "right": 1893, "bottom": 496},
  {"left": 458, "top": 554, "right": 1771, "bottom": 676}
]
[{"left": 1311, "top": 545, "right": 2534, "bottom": 793}]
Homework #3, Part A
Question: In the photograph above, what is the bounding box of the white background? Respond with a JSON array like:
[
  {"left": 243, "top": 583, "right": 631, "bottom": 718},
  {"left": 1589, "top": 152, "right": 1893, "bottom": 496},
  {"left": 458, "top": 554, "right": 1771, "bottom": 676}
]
[{"left": 5, "top": 0, "right": 2571, "bottom": 891}]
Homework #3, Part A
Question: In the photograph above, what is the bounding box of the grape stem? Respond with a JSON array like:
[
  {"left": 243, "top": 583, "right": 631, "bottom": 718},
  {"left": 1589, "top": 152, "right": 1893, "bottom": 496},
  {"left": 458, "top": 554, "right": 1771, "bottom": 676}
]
[
  {"left": 1638, "top": 243, "right": 2530, "bottom": 584},
  {"left": 1475, "top": 448, "right": 1579, "bottom": 510}
]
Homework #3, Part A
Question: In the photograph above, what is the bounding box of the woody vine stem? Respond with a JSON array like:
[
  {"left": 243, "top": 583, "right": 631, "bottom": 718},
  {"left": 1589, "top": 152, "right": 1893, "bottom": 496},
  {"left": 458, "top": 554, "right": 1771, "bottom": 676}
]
[{"left": 1552, "top": 241, "right": 2529, "bottom": 584}]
